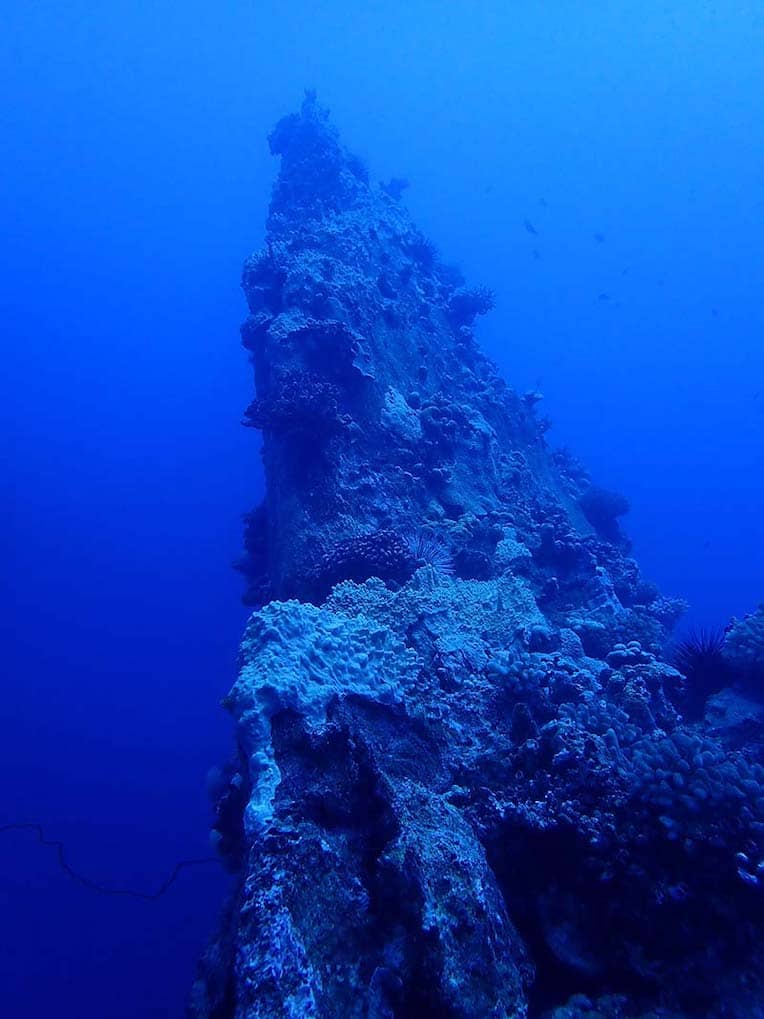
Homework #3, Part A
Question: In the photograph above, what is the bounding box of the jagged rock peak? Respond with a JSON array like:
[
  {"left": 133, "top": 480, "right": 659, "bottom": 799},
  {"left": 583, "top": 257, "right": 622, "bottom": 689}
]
[
  {"left": 237, "top": 97, "right": 675, "bottom": 663},
  {"left": 266, "top": 91, "right": 370, "bottom": 226}
]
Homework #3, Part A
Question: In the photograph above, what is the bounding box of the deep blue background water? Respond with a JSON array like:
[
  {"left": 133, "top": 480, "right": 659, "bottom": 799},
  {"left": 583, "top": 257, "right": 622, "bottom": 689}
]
[{"left": 3, "top": 3, "right": 763, "bottom": 1015}]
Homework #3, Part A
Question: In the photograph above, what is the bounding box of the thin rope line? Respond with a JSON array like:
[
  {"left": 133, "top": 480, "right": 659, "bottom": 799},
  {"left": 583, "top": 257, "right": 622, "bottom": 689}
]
[{"left": 0, "top": 823, "right": 218, "bottom": 901}]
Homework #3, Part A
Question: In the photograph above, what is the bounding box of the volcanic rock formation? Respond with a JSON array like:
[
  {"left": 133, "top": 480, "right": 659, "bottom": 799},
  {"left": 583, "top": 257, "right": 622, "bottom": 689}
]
[{"left": 190, "top": 94, "right": 764, "bottom": 1019}]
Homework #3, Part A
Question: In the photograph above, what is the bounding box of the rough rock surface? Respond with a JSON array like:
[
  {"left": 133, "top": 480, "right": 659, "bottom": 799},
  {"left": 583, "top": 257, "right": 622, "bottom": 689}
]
[{"left": 190, "top": 95, "right": 764, "bottom": 1019}]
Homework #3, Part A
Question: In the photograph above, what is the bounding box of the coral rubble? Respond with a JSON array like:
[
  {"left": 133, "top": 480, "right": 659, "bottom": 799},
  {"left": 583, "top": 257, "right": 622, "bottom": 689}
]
[{"left": 191, "top": 95, "right": 764, "bottom": 1019}]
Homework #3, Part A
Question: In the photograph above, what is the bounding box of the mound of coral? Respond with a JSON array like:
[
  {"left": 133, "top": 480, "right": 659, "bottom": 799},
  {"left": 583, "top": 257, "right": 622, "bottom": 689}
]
[{"left": 191, "top": 95, "right": 764, "bottom": 1019}]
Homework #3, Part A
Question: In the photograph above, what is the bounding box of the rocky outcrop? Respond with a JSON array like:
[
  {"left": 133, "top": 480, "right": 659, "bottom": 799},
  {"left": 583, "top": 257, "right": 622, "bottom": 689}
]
[{"left": 192, "top": 95, "right": 764, "bottom": 1019}]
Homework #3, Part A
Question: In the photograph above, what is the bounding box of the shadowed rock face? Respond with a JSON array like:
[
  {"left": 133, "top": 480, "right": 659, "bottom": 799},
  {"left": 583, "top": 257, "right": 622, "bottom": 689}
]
[{"left": 191, "top": 95, "right": 764, "bottom": 1019}]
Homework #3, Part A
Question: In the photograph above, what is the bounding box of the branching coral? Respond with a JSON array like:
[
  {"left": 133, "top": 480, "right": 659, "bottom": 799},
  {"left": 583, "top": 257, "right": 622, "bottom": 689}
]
[
  {"left": 242, "top": 368, "right": 347, "bottom": 443},
  {"left": 306, "top": 529, "right": 414, "bottom": 601},
  {"left": 447, "top": 286, "right": 495, "bottom": 327}
]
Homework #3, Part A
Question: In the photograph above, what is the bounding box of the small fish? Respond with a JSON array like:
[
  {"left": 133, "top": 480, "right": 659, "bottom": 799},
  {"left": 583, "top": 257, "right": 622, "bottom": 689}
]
[
  {"left": 532, "top": 249, "right": 542, "bottom": 260},
  {"left": 524, "top": 219, "right": 538, "bottom": 235},
  {"left": 522, "top": 390, "right": 544, "bottom": 406},
  {"left": 539, "top": 198, "right": 548, "bottom": 208},
  {"left": 598, "top": 292, "right": 610, "bottom": 301},
  {"left": 711, "top": 308, "right": 719, "bottom": 317},
  {"left": 594, "top": 232, "right": 606, "bottom": 243}
]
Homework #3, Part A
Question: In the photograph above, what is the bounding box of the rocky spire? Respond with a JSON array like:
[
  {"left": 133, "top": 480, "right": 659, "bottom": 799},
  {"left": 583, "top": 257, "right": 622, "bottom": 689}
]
[
  {"left": 191, "top": 97, "right": 764, "bottom": 1019},
  {"left": 237, "top": 95, "right": 669, "bottom": 647}
]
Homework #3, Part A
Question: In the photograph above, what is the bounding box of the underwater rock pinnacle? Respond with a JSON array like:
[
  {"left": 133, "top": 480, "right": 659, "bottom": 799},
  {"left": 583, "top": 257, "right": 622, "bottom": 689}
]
[{"left": 190, "top": 94, "right": 764, "bottom": 1019}]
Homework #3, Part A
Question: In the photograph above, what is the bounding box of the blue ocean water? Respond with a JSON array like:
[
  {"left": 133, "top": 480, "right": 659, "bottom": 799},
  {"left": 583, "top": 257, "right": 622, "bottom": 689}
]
[{"left": 3, "top": 3, "right": 762, "bottom": 1016}]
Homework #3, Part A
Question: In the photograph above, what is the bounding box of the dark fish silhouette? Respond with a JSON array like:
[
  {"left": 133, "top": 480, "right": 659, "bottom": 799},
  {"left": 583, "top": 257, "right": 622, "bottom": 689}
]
[
  {"left": 532, "top": 249, "right": 542, "bottom": 260},
  {"left": 594, "top": 233, "right": 606, "bottom": 243},
  {"left": 539, "top": 198, "right": 548, "bottom": 208},
  {"left": 598, "top": 292, "right": 610, "bottom": 301},
  {"left": 524, "top": 219, "right": 538, "bottom": 235}
]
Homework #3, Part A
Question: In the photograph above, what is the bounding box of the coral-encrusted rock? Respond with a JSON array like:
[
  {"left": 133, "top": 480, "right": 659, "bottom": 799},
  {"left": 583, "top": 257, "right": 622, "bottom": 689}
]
[
  {"left": 226, "top": 599, "right": 419, "bottom": 834},
  {"left": 192, "top": 96, "right": 764, "bottom": 1019},
  {"left": 723, "top": 604, "right": 764, "bottom": 686}
]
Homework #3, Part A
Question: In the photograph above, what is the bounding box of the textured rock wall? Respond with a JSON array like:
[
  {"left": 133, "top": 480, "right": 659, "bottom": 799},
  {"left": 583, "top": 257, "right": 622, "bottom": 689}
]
[{"left": 191, "top": 95, "right": 764, "bottom": 1019}]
